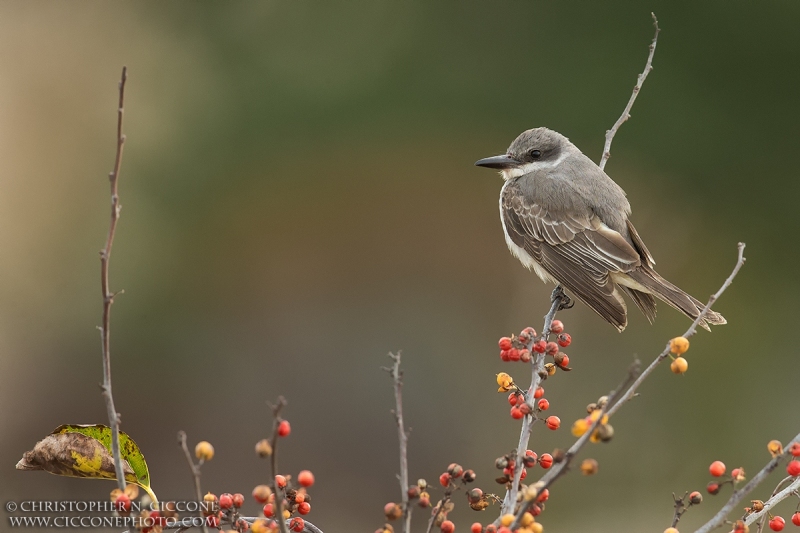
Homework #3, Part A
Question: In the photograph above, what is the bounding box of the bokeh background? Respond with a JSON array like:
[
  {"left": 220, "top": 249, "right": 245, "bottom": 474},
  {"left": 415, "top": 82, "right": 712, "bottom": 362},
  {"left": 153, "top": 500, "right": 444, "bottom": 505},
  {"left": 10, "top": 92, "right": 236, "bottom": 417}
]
[{"left": 2, "top": 1, "right": 798, "bottom": 531}]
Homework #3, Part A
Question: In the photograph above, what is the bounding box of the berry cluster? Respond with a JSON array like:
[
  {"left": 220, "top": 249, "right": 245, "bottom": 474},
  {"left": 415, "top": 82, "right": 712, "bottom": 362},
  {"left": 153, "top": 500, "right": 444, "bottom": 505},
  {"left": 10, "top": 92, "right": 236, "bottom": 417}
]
[
  {"left": 254, "top": 469, "right": 315, "bottom": 532},
  {"left": 570, "top": 396, "right": 614, "bottom": 443},
  {"left": 697, "top": 441, "right": 800, "bottom": 533},
  {"left": 668, "top": 336, "right": 690, "bottom": 374},
  {"left": 378, "top": 464, "right": 480, "bottom": 533},
  {"left": 496, "top": 320, "right": 572, "bottom": 372}
]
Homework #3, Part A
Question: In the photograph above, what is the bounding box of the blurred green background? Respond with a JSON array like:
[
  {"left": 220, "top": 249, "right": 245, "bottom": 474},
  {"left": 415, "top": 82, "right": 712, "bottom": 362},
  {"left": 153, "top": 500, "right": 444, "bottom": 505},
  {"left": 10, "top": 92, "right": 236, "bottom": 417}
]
[{"left": 1, "top": 1, "right": 798, "bottom": 531}]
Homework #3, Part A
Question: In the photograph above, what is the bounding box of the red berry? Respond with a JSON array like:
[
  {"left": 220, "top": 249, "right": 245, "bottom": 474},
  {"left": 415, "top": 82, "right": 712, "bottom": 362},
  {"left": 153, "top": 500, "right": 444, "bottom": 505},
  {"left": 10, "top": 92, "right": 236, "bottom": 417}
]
[
  {"left": 557, "top": 333, "right": 571, "bottom": 347},
  {"left": 499, "top": 350, "right": 510, "bottom": 361},
  {"left": 298, "top": 470, "right": 315, "bottom": 487},
  {"left": 448, "top": 463, "right": 464, "bottom": 478},
  {"left": 533, "top": 387, "right": 544, "bottom": 399},
  {"left": 519, "top": 349, "right": 532, "bottom": 362},
  {"left": 206, "top": 515, "right": 220, "bottom": 528},
  {"left": 530, "top": 504, "right": 541, "bottom": 516},
  {"left": 709, "top": 461, "right": 726, "bottom": 477},
  {"left": 706, "top": 481, "right": 720, "bottom": 495},
  {"left": 508, "top": 392, "right": 521, "bottom": 406},
  {"left": 298, "top": 501, "right": 311, "bottom": 515},
  {"left": 533, "top": 340, "right": 547, "bottom": 353},
  {"left": 290, "top": 517, "right": 305, "bottom": 533},
  {"left": 510, "top": 406, "right": 523, "bottom": 419},
  {"left": 499, "top": 337, "right": 513, "bottom": 351},
  {"left": 539, "top": 453, "right": 553, "bottom": 469},
  {"left": 275, "top": 475, "right": 287, "bottom": 489},
  {"left": 555, "top": 354, "right": 570, "bottom": 368},
  {"left": 545, "top": 342, "right": 559, "bottom": 355},
  {"left": 114, "top": 493, "right": 131, "bottom": 513},
  {"left": 545, "top": 416, "right": 561, "bottom": 430},
  {"left": 441, "top": 520, "right": 455, "bottom": 533},
  {"left": 550, "top": 320, "right": 564, "bottom": 334},
  {"left": 508, "top": 348, "right": 520, "bottom": 362},
  {"left": 232, "top": 493, "right": 245, "bottom": 508},
  {"left": 523, "top": 450, "right": 537, "bottom": 467},
  {"left": 791, "top": 512, "right": 800, "bottom": 526},
  {"left": 471, "top": 523, "right": 483, "bottom": 533},
  {"left": 769, "top": 516, "right": 785, "bottom": 531},
  {"left": 536, "top": 488, "right": 550, "bottom": 503},
  {"left": 519, "top": 403, "right": 532, "bottom": 415},
  {"left": 537, "top": 399, "right": 550, "bottom": 411},
  {"left": 485, "top": 526, "right": 497, "bottom": 533},
  {"left": 519, "top": 468, "right": 527, "bottom": 480},
  {"left": 467, "top": 488, "right": 484, "bottom": 504},
  {"left": 278, "top": 420, "right": 291, "bottom": 437},
  {"left": 790, "top": 442, "right": 800, "bottom": 457},
  {"left": 219, "top": 493, "right": 233, "bottom": 509},
  {"left": 439, "top": 472, "right": 451, "bottom": 487},
  {"left": 787, "top": 460, "right": 800, "bottom": 477}
]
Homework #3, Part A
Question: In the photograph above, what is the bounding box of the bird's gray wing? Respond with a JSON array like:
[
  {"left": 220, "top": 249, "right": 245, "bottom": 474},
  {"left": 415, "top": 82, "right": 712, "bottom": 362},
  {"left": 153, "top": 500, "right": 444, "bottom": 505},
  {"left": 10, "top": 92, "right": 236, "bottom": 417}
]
[{"left": 502, "top": 180, "right": 642, "bottom": 330}]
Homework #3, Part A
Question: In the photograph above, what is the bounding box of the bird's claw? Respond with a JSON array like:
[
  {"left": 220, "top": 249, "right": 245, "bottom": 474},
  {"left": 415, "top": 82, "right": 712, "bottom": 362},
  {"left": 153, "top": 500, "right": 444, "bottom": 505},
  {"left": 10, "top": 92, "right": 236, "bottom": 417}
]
[{"left": 551, "top": 286, "right": 574, "bottom": 311}]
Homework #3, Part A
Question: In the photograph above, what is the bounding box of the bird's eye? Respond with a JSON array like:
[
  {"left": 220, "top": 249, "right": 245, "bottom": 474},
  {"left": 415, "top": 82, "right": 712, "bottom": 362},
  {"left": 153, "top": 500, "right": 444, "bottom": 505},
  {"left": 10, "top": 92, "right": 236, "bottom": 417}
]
[{"left": 530, "top": 150, "right": 542, "bottom": 159}]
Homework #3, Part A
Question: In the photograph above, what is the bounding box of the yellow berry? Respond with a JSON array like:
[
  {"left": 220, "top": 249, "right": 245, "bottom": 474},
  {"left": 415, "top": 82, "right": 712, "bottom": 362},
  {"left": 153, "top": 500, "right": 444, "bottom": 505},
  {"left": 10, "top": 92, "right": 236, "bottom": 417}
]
[
  {"left": 496, "top": 372, "right": 514, "bottom": 392},
  {"left": 767, "top": 440, "right": 783, "bottom": 457},
  {"left": 664, "top": 528, "right": 679, "bottom": 533},
  {"left": 588, "top": 410, "right": 609, "bottom": 424},
  {"left": 544, "top": 363, "right": 556, "bottom": 376},
  {"left": 520, "top": 512, "right": 534, "bottom": 526},
  {"left": 580, "top": 458, "right": 599, "bottom": 475},
  {"left": 670, "top": 357, "right": 688, "bottom": 374},
  {"left": 195, "top": 441, "right": 214, "bottom": 461},
  {"left": 670, "top": 336, "right": 689, "bottom": 355},
  {"left": 572, "top": 418, "right": 589, "bottom": 437},
  {"left": 251, "top": 520, "right": 269, "bottom": 533},
  {"left": 530, "top": 523, "right": 544, "bottom": 533},
  {"left": 255, "top": 439, "right": 273, "bottom": 457},
  {"left": 500, "top": 514, "right": 515, "bottom": 527}
]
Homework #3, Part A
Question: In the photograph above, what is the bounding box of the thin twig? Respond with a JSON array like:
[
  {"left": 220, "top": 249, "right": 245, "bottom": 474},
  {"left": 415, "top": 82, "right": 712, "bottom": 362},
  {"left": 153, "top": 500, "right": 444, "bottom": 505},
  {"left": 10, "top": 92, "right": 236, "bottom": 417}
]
[
  {"left": 695, "top": 433, "right": 800, "bottom": 533},
  {"left": 510, "top": 360, "right": 640, "bottom": 528},
  {"left": 268, "top": 397, "right": 291, "bottom": 533},
  {"left": 384, "top": 352, "right": 413, "bottom": 533},
  {"left": 599, "top": 13, "right": 660, "bottom": 171},
  {"left": 425, "top": 493, "right": 452, "bottom": 533},
  {"left": 177, "top": 431, "right": 209, "bottom": 533},
  {"left": 607, "top": 243, "right": 746, "bottom": 419},
  {"left": 98, "top": 66, "right": 128, "bottom": 492}
]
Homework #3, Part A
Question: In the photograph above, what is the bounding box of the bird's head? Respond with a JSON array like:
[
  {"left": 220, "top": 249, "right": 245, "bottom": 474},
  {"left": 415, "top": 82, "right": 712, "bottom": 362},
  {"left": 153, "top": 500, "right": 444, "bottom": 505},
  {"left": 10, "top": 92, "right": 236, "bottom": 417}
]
[{"left": 475, "top": 127, "right": 570, "bottom": 180}]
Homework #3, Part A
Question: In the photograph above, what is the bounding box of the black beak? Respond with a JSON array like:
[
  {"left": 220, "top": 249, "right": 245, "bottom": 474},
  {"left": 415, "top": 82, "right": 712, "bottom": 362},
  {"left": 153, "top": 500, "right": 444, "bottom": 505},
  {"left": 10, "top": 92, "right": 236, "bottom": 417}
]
[{"left": 474, "top": 154, "right": 520, "bottom": 170}]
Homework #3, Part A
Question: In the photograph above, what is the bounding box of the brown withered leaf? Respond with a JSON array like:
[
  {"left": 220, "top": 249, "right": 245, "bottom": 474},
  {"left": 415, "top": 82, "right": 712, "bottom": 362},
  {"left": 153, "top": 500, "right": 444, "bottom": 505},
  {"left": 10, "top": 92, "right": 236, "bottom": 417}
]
[
  {"left": 469, "top": 500, "right": 490, "bottom": 511},
  {"left": 16, "top": 431, "right": 134, "bottom": 479}
]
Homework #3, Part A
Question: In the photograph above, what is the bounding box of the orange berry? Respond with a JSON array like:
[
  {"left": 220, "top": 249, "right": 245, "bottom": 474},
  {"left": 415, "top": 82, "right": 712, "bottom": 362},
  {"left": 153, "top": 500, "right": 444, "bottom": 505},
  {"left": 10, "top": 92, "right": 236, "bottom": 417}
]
[
  {"left": 195, "top": 441, "right": 214, "bottom": 461},
  {"left": 670, "top": 336, "right": 690, "bottom": 355},
  {"left": 709, "top": 461, "right": 726, "bottom": 477},
  {"left": 670, "top": 357, "right": 688, "bottom": 374},
  {"left": 471, "top": 523, "right": 483, "bottom": 533},
  {"left": 441, "top": 520, "right": 455, "bottom": 533},
  {"left": 297, "top": 470, "right": 315, "bottom": 487},
  {"left": 545, "top": 416, "right": 561, "bottom": 430}
]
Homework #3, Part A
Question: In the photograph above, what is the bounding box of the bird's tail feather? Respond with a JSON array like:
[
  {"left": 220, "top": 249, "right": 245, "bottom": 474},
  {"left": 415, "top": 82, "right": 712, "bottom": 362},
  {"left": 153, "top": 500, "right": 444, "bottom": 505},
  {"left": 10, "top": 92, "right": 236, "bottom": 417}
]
[{"left": 627, "top": 268, "right": 726, "bottom": 331}]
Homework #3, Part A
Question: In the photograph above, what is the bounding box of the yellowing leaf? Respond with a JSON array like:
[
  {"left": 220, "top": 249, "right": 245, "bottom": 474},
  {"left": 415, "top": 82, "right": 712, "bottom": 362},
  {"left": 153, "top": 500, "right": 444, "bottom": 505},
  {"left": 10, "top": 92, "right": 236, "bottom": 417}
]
[{"left": 17, "top": 425, "right": 157, "bottom": 503}]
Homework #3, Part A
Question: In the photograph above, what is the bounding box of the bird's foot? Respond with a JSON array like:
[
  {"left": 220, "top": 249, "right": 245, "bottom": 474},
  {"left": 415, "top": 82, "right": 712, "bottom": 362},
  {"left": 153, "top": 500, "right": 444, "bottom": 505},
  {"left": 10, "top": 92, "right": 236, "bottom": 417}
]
[{"left": 551, "top": 285, "right": 574, "bottom": 311}]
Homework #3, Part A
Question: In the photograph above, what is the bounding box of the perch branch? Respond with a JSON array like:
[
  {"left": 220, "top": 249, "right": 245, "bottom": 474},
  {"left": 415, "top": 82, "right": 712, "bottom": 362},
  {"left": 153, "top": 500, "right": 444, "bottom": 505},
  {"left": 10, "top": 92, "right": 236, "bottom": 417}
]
[
  {"left": 501, "top": 287, "right": 571, "bottom": 516},
  {"left": 98, "top": 66, "right": 128, "bottom": 492},
  {"left": 599, "top": 13, "right": 660, "bottom": 171},
  {"left": 745, "top": 475, "right": 800, "bottom": 527}
]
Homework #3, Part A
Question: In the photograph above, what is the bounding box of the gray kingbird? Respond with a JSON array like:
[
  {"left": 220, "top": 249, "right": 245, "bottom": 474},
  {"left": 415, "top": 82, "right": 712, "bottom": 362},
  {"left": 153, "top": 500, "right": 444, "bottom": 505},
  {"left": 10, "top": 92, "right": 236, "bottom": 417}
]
[{"left": 475, "top": 127, "right": 725, "bottom": 331}]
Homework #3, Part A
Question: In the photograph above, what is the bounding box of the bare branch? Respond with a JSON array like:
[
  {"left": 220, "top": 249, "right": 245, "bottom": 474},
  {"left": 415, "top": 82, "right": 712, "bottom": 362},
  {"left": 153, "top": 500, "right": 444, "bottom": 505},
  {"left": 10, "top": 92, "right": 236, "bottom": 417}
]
[
  {"left": 177, "top": 431, "right": 209, "bottom": 533},
  {"left": 744, "top": 475, "right": 800, "bottom": 527},
  {"left": 695, "top": 433, "right": 800, "bottom": 533},
  {"left": 599, "top": 13, "right": 660, "bottom": 171},
  {"left": 607, "top": 242, "right": 746, "bottom": 418},
  {"left": 385, "top": 352, "right": 412, "bottom": 533},
  {"left": 98, "top": 66, "right": 128, "bottom": 492}
]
